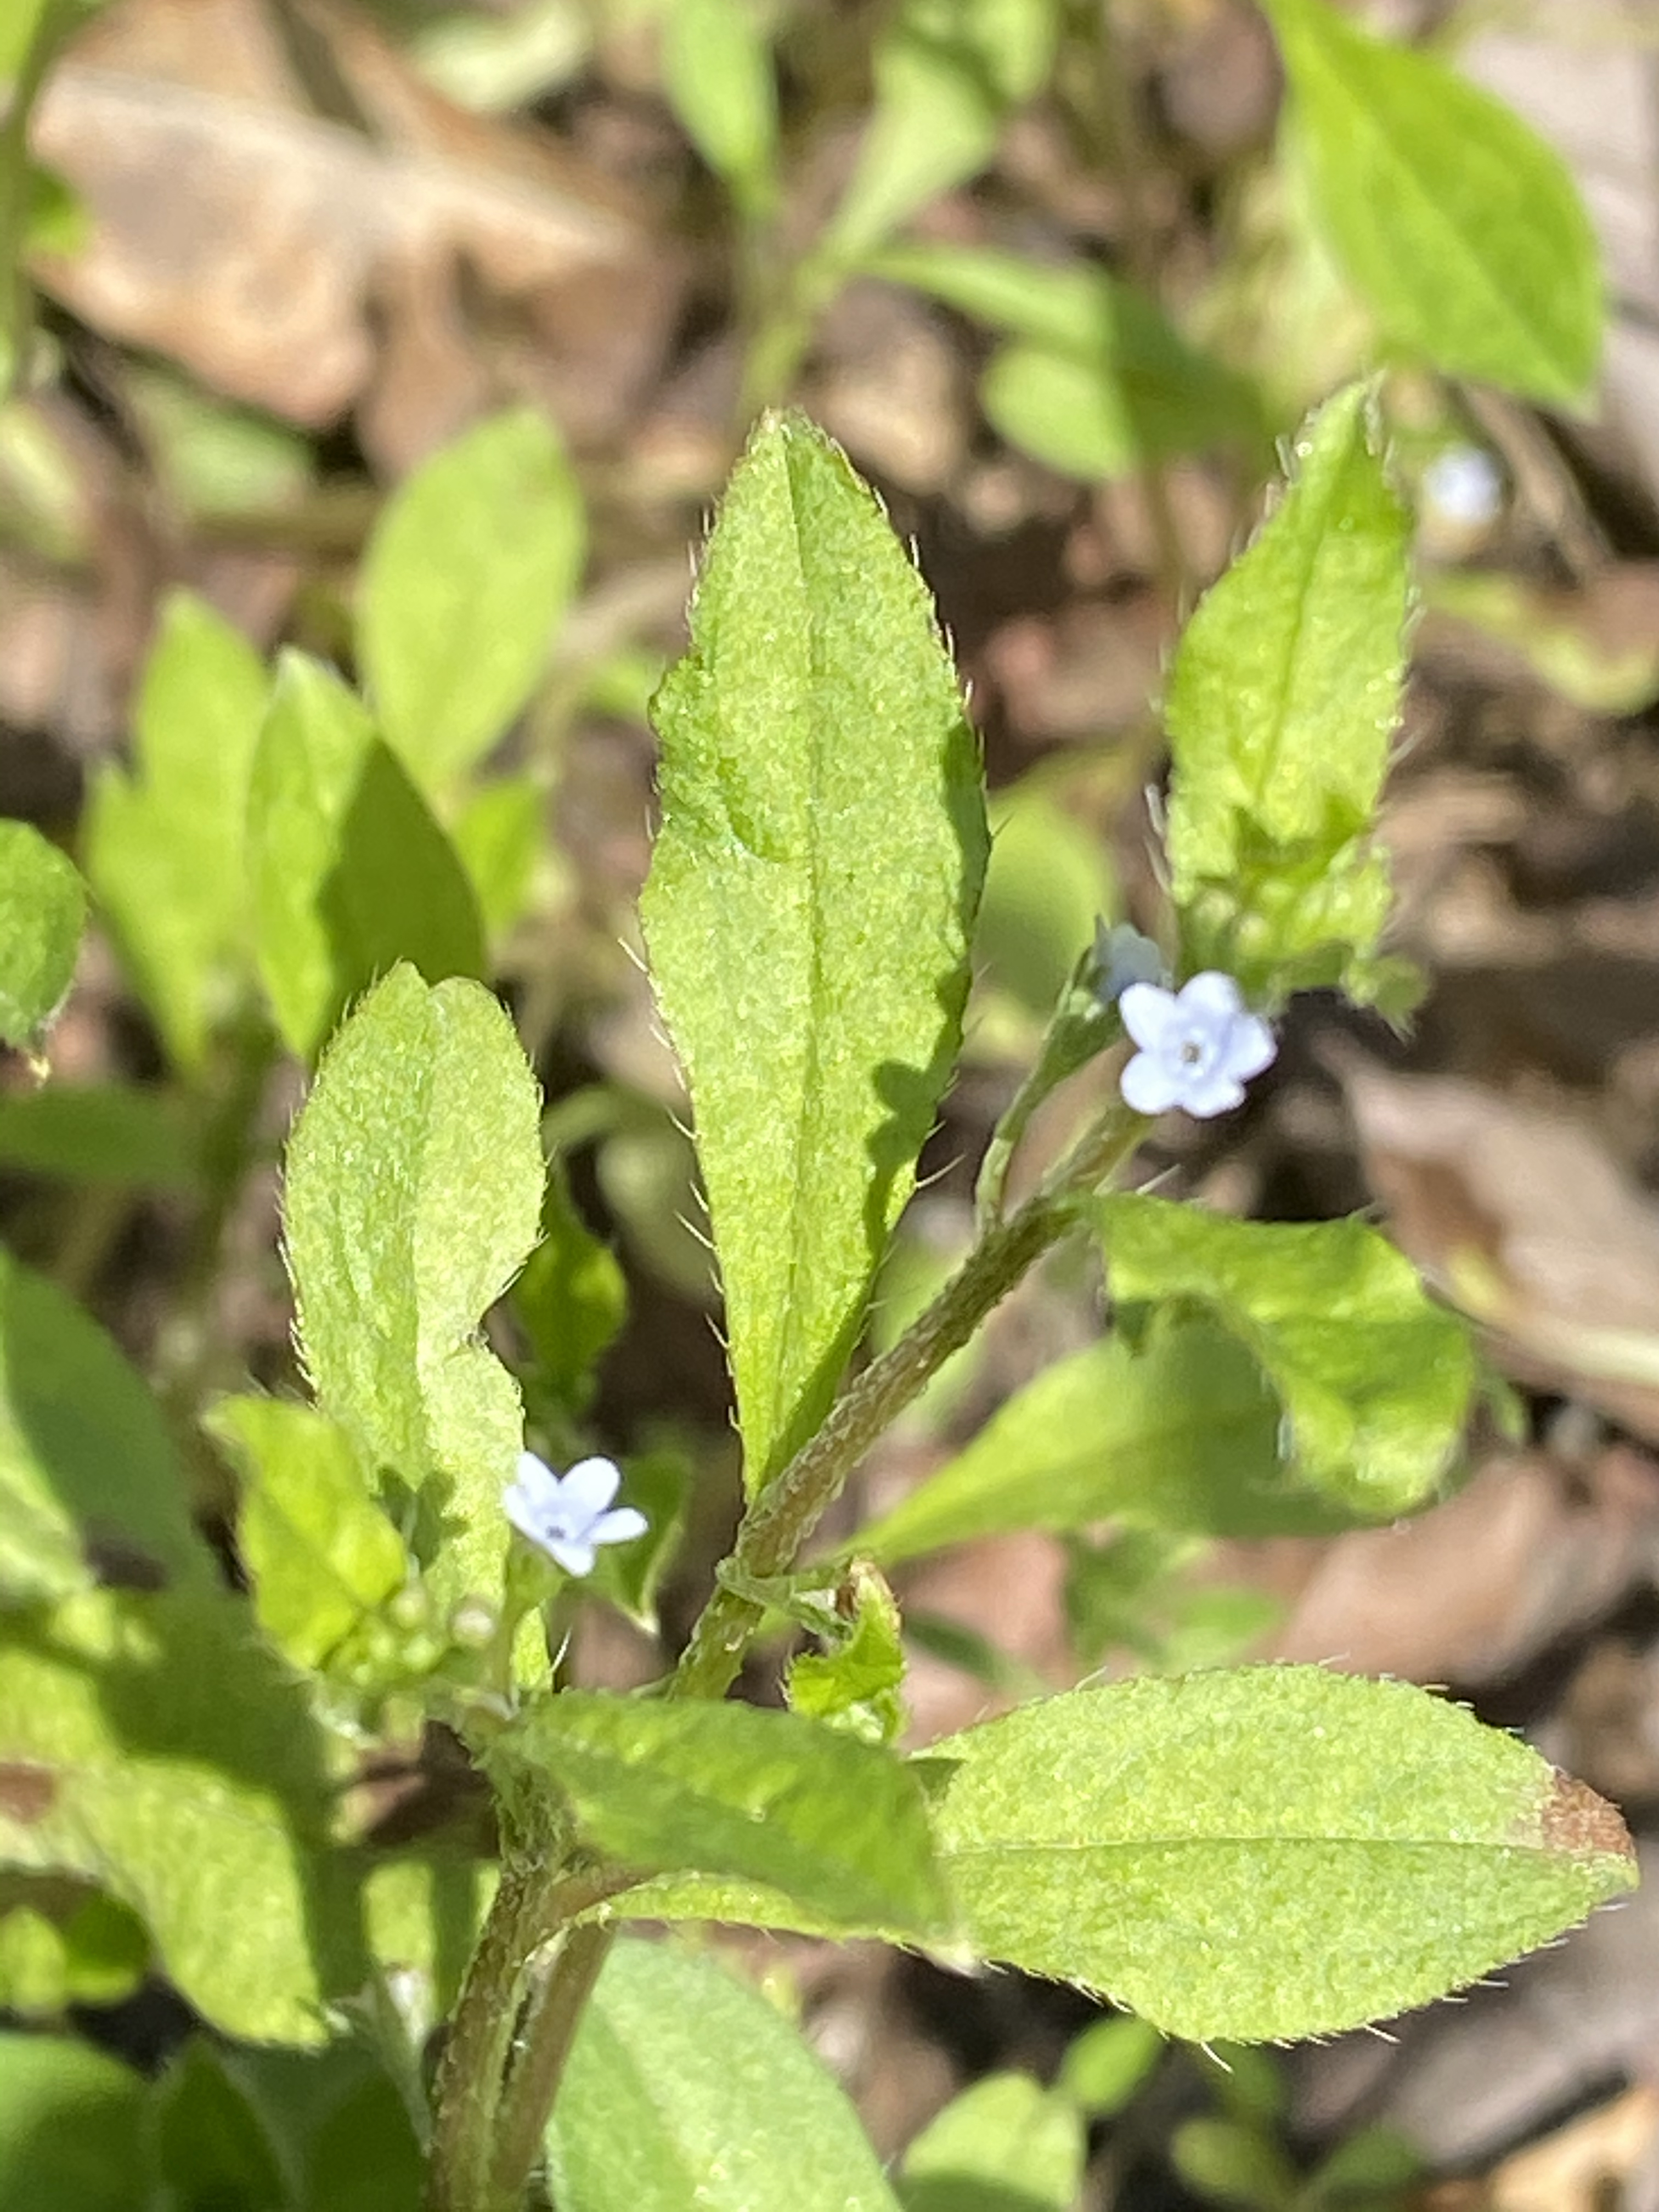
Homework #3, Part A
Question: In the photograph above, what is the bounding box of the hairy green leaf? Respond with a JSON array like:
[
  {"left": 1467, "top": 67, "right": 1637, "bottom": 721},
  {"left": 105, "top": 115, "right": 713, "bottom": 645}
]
[
  {"left": 1262, "top": 0, "right": 1601, "bottom": 404},
  {"left": 0, "top": 1246, "right": 212, "bottom": 1608},
  {"left": 918, "top": 1669, "right": 1635, "bottom": 2040},
  {"left": 1164, "top": 382, "right": 1411, "bottom": 1007},
  {"left": 545, "top": 1937, "right": 903, "bottom": 2212},
  {"left": 83, "top": 592, "right": 267, "bottom": 1069},
  {"left": 495, "top": 1689, "right": 950, "bottom": 1937},
  {"left": 1094, "top": 1195, "right": 1476, "bottom": 1517},
  {"left": 641, "top": 411, "right": 988, "bottom": 1489},
  {"left": 0, "top": 820, "right": 84, "bottom": 1048},
  {"left": 359, "top": 408, "right": 584, "bottom": 792},
  {"left": 283, "top": 967, "right": 544, "bottom": 1610},
  {"left": 249, "top": 653, "right": 486, "bottom": 1060}
]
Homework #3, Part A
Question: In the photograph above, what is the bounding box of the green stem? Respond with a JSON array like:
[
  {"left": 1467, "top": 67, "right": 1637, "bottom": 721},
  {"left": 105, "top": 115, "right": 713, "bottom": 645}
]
[{"left": 427, "top": 1099, "right": 1146, "bottom": 2208}]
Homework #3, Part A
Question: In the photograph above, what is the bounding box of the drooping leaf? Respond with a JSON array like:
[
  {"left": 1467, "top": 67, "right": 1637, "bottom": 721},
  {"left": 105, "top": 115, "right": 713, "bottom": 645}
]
[
  {"left": 0, "top": 2032, "right": 151, "bottom": 2212},
  {"left": 1163, "top": 381, "right": 1413, "bottom": 1008},
  {"left": 854, "top": 1312, "right": 1350, "bottom": 1570},
  {"left": 641, "top": 411, "right": 988, "bottom": 1491},
  {"left": 208, "top": 1396, "right": 409, "bottom": 1674},
  {"left": 0, "top": 1589, "right": 362, "bottom": 2043},
  {"left": 0, "top": 820, "right": 84, "bottom": 1048},
  {"left": 249, "top": 652, "right": 486, "bottom": 1061},
  {"left": 282, "top": 966, "right": 545, "bottom": 1610},
  {"left": 0, "top": 1245, "right": 213, "bottom": 1609},
  {"left": 1094, "top": 1194, "right": 1477, "bottom": 1517},
  {"left": 661, "top": 0, "right": 778, "bottom": 217},
  {"left": 0, "top": 1081, "right": 198, "bottom": 1189},
  {"left": 1261, "top": 0, "right": 1602, "bottom": 405},
  {"left": 83, "top": 591, "right": 268, "bottom": 1069},
  {"left": 493, "top": 1688, "right": 951, "bottom": 1937},
  {"left": 899, "top": 2072, "right": 1085, "bottom": 2212},
  {"left": 358, "top": 407, "right": 584, "bottom": 793},
  {"left": 786, "top": 1559, "right": 907, "bottom": 1746},
  {"left": 545, "top": 1936, "right": 904, "bottom": 2212},
  {"left": 913, "top": 1668, "right": 1636, "bottom": 2040}
]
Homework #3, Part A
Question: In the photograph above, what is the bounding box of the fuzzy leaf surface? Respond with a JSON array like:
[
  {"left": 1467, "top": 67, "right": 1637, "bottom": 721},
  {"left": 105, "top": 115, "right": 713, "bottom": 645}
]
[
  {"left": 282, "top": 966, "right": 544, "bottom": 1608},
  {"left": 545, "top": 1936, "right": 902, "bottom": 2212},
  {"left": 641, "top": 411, "right": 987, "bottom": 1489},
  {"left": 1163, "top": 382, "right": 1411, "bottom": 1007},
  {"left": 1094, "top": 1194, "right": 1475, "bottom": 1516},
  {"left": 495, "top": 1689, "right": 950, "bottom": 1936},
  {"left": 1263, "top": 0, "right": 1601, "bottom": 404}
]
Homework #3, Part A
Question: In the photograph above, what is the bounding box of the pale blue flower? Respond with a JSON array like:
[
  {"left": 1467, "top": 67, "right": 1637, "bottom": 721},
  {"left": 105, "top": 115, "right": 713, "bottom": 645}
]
[
  {"left": 1119, "top": 972, "right": 1277, "bottom": 1118},
  {"left": 504, "top": 1452, "right": 646, "bottom": 1576}
]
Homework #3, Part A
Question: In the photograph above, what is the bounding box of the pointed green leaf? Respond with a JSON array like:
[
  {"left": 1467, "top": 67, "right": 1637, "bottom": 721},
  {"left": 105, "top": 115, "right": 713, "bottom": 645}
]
[
  {"left": 916, "top": 1669, "right": 1635, "bottom": 2040},
  {"left": 358, "top": 407, "right": 584, "bottom": 793},
  {"left": 0, "top": 2033, "right": 150, "bottom": 2212},
  {"left": 1164, "top": 382, "right": 1410, "bottom": 1006},
  {"left": 282, "top": 967, "right": 544, "bottom": 1610},
  {"left": 83, "top": 591, "right": 268, "bottom": 1069},
  {"left": 1261, "top": 0, "right": 1601, "bottom": 405},
  {"left": 0, "top": 820, "right": 84, "bottom": 1047},
  {"left": 855, "top": 1314, "right": 1356, "bottom": 1568},
  {"left": 0, "top": 1245, "right": 213, "bottom": 1607},
  {"left": 0, "top": 1590, "right": 362, "bottom": 2043},
  {"left": 249, "top": 653, "right": 487, "bottom": 1060},
  {"left": 208, "top": 1396, "right": 409, "bottom": 1673},
  {"left": 1094, "top": 1194, "right": 1477, "bottom": 1517},
  {"left": 641, "top": 411, "right": 988, "bottom": 1489},
  {"left": 899, "top": 2073, "right": 1086, "bottom": 2212},
  {"left": 545, "top": 1936, "right": 904, "bottom": 2212},
  {"left": 494, "top": 1688, "right": 950, "bottom": 1936},
  {"left": 661, "top": 0, "right": 778, "bottom": 217}
]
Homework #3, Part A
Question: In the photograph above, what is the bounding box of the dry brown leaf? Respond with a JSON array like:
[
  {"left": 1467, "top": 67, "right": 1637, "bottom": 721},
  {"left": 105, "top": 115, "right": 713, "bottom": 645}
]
[
  {"left": 1339, "top": 1058, "right": 1659, "bottom": 1440},
  {"left": 29, "top": 0, "right": 681, "bottom": 463}
]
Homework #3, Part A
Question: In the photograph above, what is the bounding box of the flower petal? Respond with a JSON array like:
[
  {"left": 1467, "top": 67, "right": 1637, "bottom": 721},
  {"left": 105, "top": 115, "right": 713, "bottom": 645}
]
[
  {"left": 1179, "top": 1066, "right": 1247, "bottom": 1118},
  {"left": 590, "top": 1507, "right": 648, "bottom": 1550},
  {"left": 1120, "top": 1049, "right": 1185, "bottom": 1115},
  {"left": 546, "top": 1536, "right": 599, "bottom": 1577},
  {"left": 558, "top": 1456, "right": 624, "bottom": 1519},
  {"left": 1225, "top": 1014, "right": 1277, "bottom": 1082},
  {"left": 1176, "top": 971, "right": 1245, "bottom": 1025},
  {"left": 1119, "top": 981, "right": 1180, "bottom": 1052}
]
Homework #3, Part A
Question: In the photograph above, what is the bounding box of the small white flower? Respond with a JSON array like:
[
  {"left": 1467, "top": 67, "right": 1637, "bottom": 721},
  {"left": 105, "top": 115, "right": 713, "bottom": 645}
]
[
  {"left": 1119, "top": 972, "right": 1277, "bottom": 1119},
  {"left": 504, "top": 1452, "right": 647, "bottom": 1577}
]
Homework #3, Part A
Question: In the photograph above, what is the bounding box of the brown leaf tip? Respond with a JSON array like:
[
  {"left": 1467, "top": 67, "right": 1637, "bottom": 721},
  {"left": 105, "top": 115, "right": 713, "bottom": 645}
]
[
  {"left": 0, "top": 1762, "right": 57, "bottom": 1824},
  {"left": 1540, "top": 1770, "right": 1635, "bottom": 1862}
]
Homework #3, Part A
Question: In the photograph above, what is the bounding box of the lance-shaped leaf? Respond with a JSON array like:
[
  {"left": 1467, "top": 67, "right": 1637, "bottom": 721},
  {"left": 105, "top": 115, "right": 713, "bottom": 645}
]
[
  {"left": 249, "top": 653, "right": 486, "bottom": 1062},
  {"left": 83, "top": 592, "right": 267, "bottom": 1069},
  {"left": 595, "top": 1671, "right": 1637, "bottom": 2044},
  {"left": 1261, "top": 0, "right": 1601, "bottom": 407},
  {"left": 919, "top": 1669, "right": 1634, "bottom": 2040},
  {"left": 545, "top": 1937, "right": 903, "bottom": 2212},
  {"left": 281, "top": 966, "right": 544, "bottom": 1608},
  {"left": 0, "top": 1246, "right": 213, "bottom": 1609},
  {"left": 493, "top": 1689, "right": 950, "bottom": 1937},
  {"left": 1093, "top": 1193, "right": 1476, "bottom": 1517},
  {"left": 0, "top": 1590, "right": 363, "bottom": 2044},
  {"left": 641, "top": 412, "right": 988, "bottom": 1491},
  {"left": 1164, "top": 382, "right": 1412, "bottom": 1009},
  {"left": 0, "top": 821, "right": 84, "bottom": 1049},
  {"left": 358, "top": 408, "right": 585, "bottom": 794},
  {"left": 854, "top": 1313, "right": 1355, "bottom": 1569}
]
